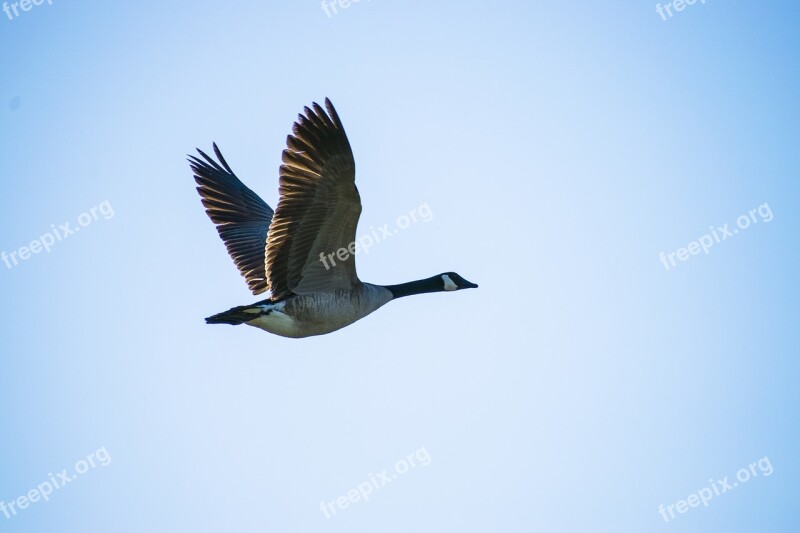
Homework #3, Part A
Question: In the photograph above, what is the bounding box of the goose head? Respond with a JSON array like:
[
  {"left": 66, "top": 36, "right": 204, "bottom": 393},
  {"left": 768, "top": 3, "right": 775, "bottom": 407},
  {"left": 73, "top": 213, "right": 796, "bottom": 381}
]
[{"left": 440, "top": 272, "right": 479, "bottom": 291}]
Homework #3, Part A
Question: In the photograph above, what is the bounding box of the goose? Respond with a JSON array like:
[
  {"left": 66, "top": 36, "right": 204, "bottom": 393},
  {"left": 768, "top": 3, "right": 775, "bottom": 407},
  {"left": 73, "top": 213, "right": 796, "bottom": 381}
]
[{"left": 189, "top": 98, "right": 477, "bottom": 338}]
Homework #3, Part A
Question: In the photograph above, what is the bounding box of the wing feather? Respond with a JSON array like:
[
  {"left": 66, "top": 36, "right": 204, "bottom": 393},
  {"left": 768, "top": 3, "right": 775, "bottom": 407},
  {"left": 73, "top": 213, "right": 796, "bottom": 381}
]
[
  {"left": 265, "top": 98, "right": 361, "bottom": 300},
  {"left": 190, "top": 143, "right": 274, "bottom": 295}
]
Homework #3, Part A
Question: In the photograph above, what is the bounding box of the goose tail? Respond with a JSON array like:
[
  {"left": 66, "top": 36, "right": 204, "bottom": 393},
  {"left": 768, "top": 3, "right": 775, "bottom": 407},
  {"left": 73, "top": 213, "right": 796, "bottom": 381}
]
[{"left": 205, "top": 305, "right": 263, "bottom": 326}]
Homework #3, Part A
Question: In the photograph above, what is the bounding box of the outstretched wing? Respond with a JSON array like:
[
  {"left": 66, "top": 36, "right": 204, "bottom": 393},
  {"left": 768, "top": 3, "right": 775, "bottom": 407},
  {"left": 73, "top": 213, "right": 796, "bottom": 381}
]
[
  {"left": 190, "top": 143, "right": 274, "bottom": 295},
  {"left": 265, "top": 98, "right": 361, "bottom": 301}
]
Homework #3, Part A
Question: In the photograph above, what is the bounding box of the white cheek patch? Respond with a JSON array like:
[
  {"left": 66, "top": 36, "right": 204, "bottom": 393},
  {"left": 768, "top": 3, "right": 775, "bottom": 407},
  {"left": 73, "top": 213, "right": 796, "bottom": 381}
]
[{"left": 442, "top": 274, "right": 458, "bottom": 291}]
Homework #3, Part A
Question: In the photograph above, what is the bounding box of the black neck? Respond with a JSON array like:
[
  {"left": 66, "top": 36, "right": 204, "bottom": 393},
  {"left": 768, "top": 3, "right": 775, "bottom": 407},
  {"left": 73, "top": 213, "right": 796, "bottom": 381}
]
[{"left": 383, "top": 276, "right": 443, "bottom": 300}]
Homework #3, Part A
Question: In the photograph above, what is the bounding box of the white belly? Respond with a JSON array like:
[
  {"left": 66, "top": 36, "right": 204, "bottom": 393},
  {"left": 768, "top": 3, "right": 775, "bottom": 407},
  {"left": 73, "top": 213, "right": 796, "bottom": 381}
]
[
  {"left": 247, "top": 311, "right": 301, "bottom": 338},
  {"left": 242, "top": 285, "right": 393, "bottom": 338},
  {"left": 243, "top": 301, "right": 304, "bottom": 338}
]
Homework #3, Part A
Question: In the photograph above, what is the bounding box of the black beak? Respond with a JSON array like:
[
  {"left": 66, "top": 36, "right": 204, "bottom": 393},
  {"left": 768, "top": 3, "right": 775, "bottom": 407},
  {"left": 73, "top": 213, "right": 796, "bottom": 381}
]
[{"left": 462, "top": 279, "right": 478, "bottom": 289}]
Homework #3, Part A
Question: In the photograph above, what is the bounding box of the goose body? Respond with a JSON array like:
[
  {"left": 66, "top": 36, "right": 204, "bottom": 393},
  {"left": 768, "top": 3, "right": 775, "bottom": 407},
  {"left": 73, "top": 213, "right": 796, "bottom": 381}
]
[
  {"left": 190, "top": 99, "right": 476, "bottom": 338},
  {"left": 208, "top": 284, "right": 393, "bottom": 338}
]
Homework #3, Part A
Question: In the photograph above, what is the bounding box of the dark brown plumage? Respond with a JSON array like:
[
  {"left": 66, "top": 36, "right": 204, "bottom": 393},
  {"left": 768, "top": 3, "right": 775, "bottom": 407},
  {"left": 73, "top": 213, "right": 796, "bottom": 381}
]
[
  {"left": 266, "top": 99, "right": 361, "bottom": 300},
  {"left": 189, "top": 144, "right": 273, "bottom": 294}
]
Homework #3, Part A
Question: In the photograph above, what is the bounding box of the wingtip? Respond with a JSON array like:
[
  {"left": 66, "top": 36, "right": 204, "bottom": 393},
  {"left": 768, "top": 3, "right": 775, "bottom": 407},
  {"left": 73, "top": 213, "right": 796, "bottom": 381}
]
[
  {"left": 323, "top": 98, "right": 342, "bottom": 128},
  {"left": 311, "top": 101, "right": 326, "bottom": 117}
]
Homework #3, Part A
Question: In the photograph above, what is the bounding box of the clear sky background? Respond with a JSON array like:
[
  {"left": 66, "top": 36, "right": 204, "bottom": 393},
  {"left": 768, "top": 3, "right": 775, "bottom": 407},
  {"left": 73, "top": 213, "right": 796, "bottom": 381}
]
[{"left": 1, "top": 1, "right": 799, "bottom": 531}]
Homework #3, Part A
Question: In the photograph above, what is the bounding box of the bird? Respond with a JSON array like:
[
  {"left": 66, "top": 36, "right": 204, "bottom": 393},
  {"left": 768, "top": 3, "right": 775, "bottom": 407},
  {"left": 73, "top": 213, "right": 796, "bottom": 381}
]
[{"left": 189, "top": 98, "right": 477, "bottom": 338}]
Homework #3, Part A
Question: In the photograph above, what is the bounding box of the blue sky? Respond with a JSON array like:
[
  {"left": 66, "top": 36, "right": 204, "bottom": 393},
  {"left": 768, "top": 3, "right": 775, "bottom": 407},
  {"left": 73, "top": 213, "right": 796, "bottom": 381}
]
[{"left": 1, "top": 1, "right": 799, "bottom": 531}]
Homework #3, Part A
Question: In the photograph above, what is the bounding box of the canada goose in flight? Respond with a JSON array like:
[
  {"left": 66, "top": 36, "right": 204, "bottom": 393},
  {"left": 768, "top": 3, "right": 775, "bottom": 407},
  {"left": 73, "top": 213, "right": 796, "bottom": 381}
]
[{"left": 189, "top": 98, "right": 477, "bottom": 338}]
